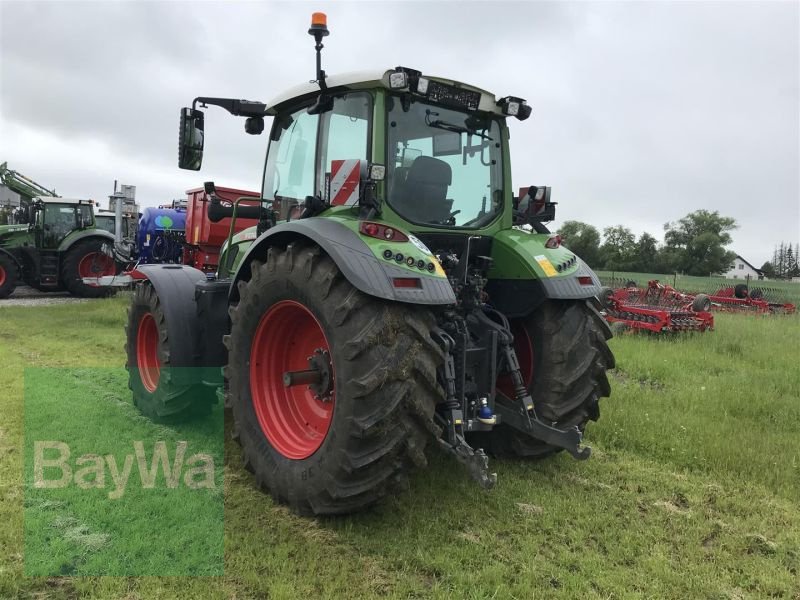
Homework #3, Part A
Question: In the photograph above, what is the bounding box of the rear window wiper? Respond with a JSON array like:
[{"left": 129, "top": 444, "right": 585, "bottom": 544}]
[{"left": 425, "top": 110, "right": 493, "bottom": 140}]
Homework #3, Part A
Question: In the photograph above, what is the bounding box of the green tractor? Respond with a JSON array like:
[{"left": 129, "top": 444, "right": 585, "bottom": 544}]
[
  {"left": 0, "top": 197, "right": 119, "bottom": 299},
  {"left": 124, "top": 14, "right": 614, "bottom": 515}
]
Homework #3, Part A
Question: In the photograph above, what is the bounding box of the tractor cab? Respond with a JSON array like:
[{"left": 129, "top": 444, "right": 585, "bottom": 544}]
[
  {"left": 29, "top": 198, "right": 96, "bottom": 248},
  {"left": 178, "top": 68, "right": 544, "bottom": 233}
]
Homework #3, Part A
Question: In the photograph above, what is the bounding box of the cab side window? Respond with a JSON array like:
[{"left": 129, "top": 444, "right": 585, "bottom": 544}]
[
  {"left": 317, "top": 93, "right": 371, "bottom": 205},
  {"left": 263, "top": 109, "right": 319, "bottom": 203},
  {"left": 43, "top": 204, "right": 77, "bottom": 245}
]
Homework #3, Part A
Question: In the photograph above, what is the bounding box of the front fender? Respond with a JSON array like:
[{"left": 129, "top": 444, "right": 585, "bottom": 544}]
[
  {"left": 135, "top": 265, "right": 206, "bottom": 385},
  {"left": 58, "top": 229, "right": 115, "bottom": 252},
  {"left": 230, "top": 218, "right": 456, "bottom": 305},
  {"left": 485, "top": 228, "right": 602, "bottom": 318},
  {"left": 0, "top": 247, "right": 23, "bottom": 269}
]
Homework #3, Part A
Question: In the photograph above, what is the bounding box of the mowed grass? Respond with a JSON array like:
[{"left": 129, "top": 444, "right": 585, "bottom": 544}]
[
  {"left": 0, "top": 297, "right": 798, "bottom": 598},
  {"left": 23, "top": 367, "right": 224, "bottom": 577}
]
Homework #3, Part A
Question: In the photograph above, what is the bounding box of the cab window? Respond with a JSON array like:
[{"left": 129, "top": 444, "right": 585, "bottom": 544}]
[
  {"left": 44, "top": 204, "right": 77, "bottom": 243},
  {"left": 318, "top": 93, "right": 371, "bottom": 205},
  {"left": 263, "top": 109, "right": 319, "bottom": 204},
  {"left": 262, "top": 92, "right": 372, "bottom": 215}
]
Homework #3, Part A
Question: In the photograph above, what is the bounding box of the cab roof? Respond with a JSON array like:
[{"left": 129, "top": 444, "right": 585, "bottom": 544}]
[
  {"left": 266, "top": 68, "right": 504, "bottom": 116},
  {"left": 34, "top": 197, "right": 93, "bottom": 205}
]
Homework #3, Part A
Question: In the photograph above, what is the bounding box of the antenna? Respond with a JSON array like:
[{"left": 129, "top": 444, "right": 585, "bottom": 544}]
[{"left": 308, "top": 12, "right": 329, "bottom": 91}]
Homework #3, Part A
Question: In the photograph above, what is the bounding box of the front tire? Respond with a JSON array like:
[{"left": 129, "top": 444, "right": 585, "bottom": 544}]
[
  {"left": 61, "top": 239, "right": 118, "bottom": 298},
  {"left": 473, "top": 300, "right": 615, "bottom": 458},
  {"left": 226, "top": 243, "right": 444, "bottom": 515},
  {"left": 0, "top": 254, "right": 18, "bottom": 299},
  {"left": 125, "top": 283, "right": 215, "bottom": 421}
]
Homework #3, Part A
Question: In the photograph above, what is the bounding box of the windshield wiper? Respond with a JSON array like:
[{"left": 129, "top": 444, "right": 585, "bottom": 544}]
[{"left": 425, "top": 110, "right": 493, "bottom": 140}]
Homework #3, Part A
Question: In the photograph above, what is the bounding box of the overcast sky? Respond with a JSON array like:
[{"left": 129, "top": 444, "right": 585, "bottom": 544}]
[{"left": 1, "top": 1, "right": 797, "bottom": 265}]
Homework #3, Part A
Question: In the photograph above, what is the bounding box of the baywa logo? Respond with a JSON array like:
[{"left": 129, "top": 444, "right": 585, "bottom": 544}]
[{"left": 33, "top": 441, "right": 215, "bottom": 499}]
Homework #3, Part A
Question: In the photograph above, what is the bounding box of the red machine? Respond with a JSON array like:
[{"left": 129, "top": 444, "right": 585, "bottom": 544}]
[
  {"left": 703, "top": 284, "right": 796, "bottom": 315},
  {"left": 600, "top": 280, "right": 715, "bottom": 333},
  {"left": 183, "top": 185, "right": 261, "bottom": 272}
]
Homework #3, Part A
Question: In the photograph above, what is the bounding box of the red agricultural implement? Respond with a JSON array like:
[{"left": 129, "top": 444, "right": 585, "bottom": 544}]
[
  {"left": 705, "top": 284, "right": 796, "bottom": 315},
  {"left": 599, "top": 280, "right": 714, "bottom": 333},
  {"left": 182, "top": 185, "right": 261, "bottom": 272},
  {"left": 83, "top": 185, "right": 260, "bottom": 287}
]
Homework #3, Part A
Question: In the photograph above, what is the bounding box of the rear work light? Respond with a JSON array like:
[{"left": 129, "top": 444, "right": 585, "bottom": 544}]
[
  {"left": 497, "top": 96, "right": 532, "bottom": 121},
  {"left": 359, "top": 221, "right": 409, "bottom": 242}
]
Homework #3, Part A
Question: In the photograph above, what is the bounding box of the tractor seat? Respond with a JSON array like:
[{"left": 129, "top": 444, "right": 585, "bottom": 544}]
[{"left": 396, "top": 156, "right": 453, "bottom": 224}]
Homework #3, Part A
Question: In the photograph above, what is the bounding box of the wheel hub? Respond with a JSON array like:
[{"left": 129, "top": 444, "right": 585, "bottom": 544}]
[{"left": 250, "top": 300, "right": 335, "bottom": 460}]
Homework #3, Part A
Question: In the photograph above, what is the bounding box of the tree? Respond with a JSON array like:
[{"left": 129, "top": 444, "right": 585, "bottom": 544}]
[
  {"left": 663, "top": 210, "right": 737, "bottom": 275},
  {"left": 633, "top": 232, "right": 659, "bottom": 272},
  {"left": 760, "top": 261, "right": 776, "bottom": 279},
  {"left": 557, "top": 221, "right": 601, "bottom": 268},
  {"left": 599, "top": 225, "right": 638, "bottom": 271}
]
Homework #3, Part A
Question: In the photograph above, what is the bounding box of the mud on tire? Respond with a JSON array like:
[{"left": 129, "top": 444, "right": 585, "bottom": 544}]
[
  {"left": 226, "top": 243, "right": 445, "bottom": 516},
  {"left": 125, "top": 283, "right": 215, "bottom": 421},
  {"left": 472, "top": 300, "right": 615, "bottom": 459}
]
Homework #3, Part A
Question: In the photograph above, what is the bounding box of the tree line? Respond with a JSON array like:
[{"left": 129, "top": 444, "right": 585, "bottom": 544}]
[
  {"left": 760, "top": 243, "right": 800, "bottom": 279},
  {"left": 557, "top": 209, "right": 739, "bottom": 276}
]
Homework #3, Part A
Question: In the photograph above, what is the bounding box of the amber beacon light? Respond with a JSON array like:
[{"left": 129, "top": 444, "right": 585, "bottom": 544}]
[{"left": 309, "top": 12, "right": 329, "bottom": 36}]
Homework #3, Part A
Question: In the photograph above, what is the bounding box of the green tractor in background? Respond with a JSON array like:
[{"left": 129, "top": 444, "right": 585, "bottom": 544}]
[
  {"left": 124, "top": 13, "right": 614, "bottom": 515},
  {"left": 0, "top": 197, "right": 118, "bottom": 298}
]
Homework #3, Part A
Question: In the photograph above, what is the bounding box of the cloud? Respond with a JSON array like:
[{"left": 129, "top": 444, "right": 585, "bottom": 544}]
[{"left": 1, "top": 0, "right": 797, "bottom": 265}]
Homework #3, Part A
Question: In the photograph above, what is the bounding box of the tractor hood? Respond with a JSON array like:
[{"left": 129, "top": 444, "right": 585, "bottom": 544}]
[{"left": 0, "top": 223, "right": 31, "bottom": 246}]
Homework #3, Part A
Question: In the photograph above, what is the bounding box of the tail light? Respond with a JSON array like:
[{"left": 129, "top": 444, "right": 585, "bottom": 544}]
[{"left": 359, "top": 221, "right": 409, "bottom": 242}]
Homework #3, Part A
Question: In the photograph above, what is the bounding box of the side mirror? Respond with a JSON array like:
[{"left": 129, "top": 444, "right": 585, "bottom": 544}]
[
  {"left": 514, "top": 185, "right": 556, "bottom": 224},
  {"left": 179, "top": 107, "right": 205, "bottom": 170}
]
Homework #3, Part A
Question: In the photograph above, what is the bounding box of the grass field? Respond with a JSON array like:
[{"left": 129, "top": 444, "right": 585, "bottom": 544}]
[{"left": 1, "top": 296, "right": 798, "bottom": 598}]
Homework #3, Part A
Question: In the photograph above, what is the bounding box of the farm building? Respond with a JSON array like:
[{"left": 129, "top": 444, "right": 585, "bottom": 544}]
[
  {"left": 0, "top": 183, "right": 21, "bottom": 208},
  {"left": 723, "top": 254, "right": 764, "bottom": 280}
]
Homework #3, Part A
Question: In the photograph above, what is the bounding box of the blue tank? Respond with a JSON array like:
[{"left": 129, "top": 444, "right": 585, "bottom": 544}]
[{"left": 136, "top": 207, "right": 186, "bottom": 263}]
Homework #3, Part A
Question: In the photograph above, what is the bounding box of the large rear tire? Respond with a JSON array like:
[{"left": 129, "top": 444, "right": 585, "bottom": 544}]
[
  {"left": 124, "top": 283, "right": 215, "bottom": 421},
  {"left": 472, "top": 300, "right": 614, "bottom": 458},
  {"left": 0, "top": 254, "right": 18, "bottom": 299},
  {"left": 226, "top": 243, "right": 444, "bottom": 516},
  {"left": 61, "top": 239, "right": 118, "bottom": 298}
]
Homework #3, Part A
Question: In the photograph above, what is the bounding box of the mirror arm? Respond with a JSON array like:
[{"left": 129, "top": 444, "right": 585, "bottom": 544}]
[{"left": 192, "top": 97, "right": 267, "bottom": 117}]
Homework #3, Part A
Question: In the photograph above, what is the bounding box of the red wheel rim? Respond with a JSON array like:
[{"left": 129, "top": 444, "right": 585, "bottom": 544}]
[
  {"left": 136, "top": 313, "right": 161, "bottom": 393},
  {"left": 0, "top": 265, "right": 5, "bottom": 287},
  {"left": 78, "top": 252, "right": 116, "bottom": 285},
  {"left": 497, "top": 321, "right": 534, "bottom": 399},
  {"left": 250, "top": 300, "right": 335, "bottom": 460}
]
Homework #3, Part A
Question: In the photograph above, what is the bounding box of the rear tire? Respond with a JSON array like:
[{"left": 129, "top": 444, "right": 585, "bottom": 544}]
[
  {"left": 226, "top": 243, "right": 444, "bottom": 516},
  {"left": 125, "top": 283, "right": 215, "bottom": 421},
  {"left": 0, "top": 254, "right": 18, "bottom": 299},
  {"left": 472, "top": 300, "right": 614, "bottom": 459},
  {"left": 61, "top": 239, "right": 118, "bottom": 298},
  {"left": 734, "top": 283, "right": 748, "bottom": 299}
]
